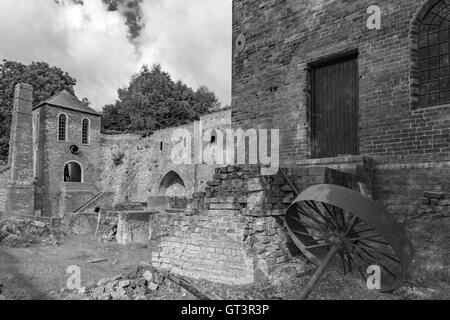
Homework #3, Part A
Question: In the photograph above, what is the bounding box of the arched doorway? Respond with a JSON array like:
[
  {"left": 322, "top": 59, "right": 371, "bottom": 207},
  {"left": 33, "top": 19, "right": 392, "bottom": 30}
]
[
  {"left": 158, "top": 171, "right": 187, "bottom": 197},
  {"left": 64, "top": 161, "right": 82, "bottom": 182}
]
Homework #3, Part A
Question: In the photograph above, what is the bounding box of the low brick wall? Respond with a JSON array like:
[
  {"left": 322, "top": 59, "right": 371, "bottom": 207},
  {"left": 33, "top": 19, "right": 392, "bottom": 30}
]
[
  {"left": 117, "top": 211, "right": 154, "bottom": 245},
  {"left": 373, "top": 161, "right": 450, "bottom": 219},
  {"left": 148, "top": 164, "right": 367, "bottom": 285},
  {"left": 417, "top": 191, "right": 450, "bottom": 218},
  {"left": 150, "top": 209, "right": 255, "bottom": 285}
]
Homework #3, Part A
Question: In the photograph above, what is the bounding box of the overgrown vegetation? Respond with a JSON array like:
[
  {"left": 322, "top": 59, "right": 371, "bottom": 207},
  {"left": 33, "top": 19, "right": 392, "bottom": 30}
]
[
  {"left": 0, "top": 60, "right": 77, "bottom": 162},
  {"left": 0, "top": 60, "right": 221, "bottom": 163},
  {"left": 101, "top": 64, "right": 221, "bottom": 136},
  {"left": 112, "top": 152, "right": 125, "bottom": 166}
]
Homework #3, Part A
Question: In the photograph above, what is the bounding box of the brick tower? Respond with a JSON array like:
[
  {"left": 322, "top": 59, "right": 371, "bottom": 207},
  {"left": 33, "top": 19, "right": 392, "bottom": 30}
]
[{"left": 6, "top": 83, "right": 35, "bottom": 217}]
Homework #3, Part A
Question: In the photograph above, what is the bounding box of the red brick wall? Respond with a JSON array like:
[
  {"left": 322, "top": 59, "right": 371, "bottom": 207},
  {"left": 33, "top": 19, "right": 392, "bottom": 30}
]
[
  {"left": 34, "top": 105, "right": 102, "bottom": 217},
  {"left": 232, "top": 0, "right": 450, "bottom": 164},
  {"left": 373, "top": 161, "right": 450, "bottom": 218}
]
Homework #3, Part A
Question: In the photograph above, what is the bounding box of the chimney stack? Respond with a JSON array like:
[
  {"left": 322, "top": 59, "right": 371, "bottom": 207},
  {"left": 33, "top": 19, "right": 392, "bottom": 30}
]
[{"left": 6, "top": 83, "right": 35, "bottom": 217}]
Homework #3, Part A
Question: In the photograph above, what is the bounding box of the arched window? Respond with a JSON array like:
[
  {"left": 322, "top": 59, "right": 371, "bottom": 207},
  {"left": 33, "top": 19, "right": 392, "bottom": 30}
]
[
  {"left": 82, "top": 118, "right": 90, "bottom": 145},
  {"left": 418, "top": 0, "right": 450, "bottom": 107},
  {"left": 58, "top": 114, "right": 67, "bottom": 141},
  {"left": 63, "top": 161, "right": 82, "bottom": 182}
]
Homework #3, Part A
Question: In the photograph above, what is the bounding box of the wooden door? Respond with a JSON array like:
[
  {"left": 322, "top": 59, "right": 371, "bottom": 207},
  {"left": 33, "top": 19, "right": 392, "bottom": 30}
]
[{"left": 311, "top": 55, "right": 359, "bottom": 158}]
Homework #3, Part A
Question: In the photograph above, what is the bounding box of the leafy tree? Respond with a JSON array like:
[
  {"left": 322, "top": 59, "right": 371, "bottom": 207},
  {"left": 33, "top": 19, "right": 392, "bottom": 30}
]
[
  {"left": 0, "top": 60, "right": 77, "bottom": 162},
  {"left": 101, "top": 64, "right": 220, "bottom": 134}
]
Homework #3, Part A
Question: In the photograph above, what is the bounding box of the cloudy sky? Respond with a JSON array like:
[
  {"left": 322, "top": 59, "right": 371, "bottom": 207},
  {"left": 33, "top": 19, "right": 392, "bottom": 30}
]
[{"left": 0, "top": 0, "right": 232, "bottom": 111}]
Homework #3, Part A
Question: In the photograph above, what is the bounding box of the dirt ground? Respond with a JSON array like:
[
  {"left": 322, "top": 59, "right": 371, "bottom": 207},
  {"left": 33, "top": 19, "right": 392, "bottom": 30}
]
[
  {"left": 0, "top": 233, "right": 390, "bottom": 300},
  {"left": 1, "top": 215, "right": 449, "bottom": 300},
  {"left": 0, "top": 235, "right": 154, "bottom": 300}
]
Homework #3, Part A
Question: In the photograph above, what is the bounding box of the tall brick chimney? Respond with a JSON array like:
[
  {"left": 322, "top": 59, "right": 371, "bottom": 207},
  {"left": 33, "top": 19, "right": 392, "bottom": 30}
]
[{"left": 6, "top": 83, "right": 35, "bottom": 217}]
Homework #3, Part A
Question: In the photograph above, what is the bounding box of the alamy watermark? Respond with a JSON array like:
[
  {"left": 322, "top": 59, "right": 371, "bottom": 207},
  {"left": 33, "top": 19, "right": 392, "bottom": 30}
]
[
  {"left": 170, "top": 120, "right": 280, "bottom": 176},
  {"left": 367, "top": 265, "right": 382, "bottom": 290}
]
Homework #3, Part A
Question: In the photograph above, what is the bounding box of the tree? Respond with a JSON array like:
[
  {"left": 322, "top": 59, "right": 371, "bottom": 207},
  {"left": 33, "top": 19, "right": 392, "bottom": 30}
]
[
  {"left": 101, "top": 64, "right": 220, "bottom": 134},
  {"left": 0, "top": 60, "right": 77, "bottom": 162}
]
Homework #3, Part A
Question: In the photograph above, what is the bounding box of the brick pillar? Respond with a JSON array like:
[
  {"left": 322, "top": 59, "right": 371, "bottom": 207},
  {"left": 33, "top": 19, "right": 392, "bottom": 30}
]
[{"left": 6, "top": 83, "right": 35, "bottom": 217}]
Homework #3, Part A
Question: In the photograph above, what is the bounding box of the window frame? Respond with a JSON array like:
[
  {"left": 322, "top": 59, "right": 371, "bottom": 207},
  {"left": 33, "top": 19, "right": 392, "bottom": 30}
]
[
  {"left": 58, "top": 113, "right": 68, "bottom": 142},
  {"left": 411, "top": 0, "right": 450, "bottom": 109},
  {"left": 81, "top": 118, "right": 90, "bottom": 145}
]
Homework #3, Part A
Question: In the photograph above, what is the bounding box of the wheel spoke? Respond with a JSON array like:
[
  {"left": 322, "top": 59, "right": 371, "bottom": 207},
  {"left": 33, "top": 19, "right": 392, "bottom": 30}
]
[
  {"left": 297, "top": 205, "right": 328, "bottom": 228},
  {"left": 302, "top": 202, "right": 331, "bottom": 227},
  {"left": 319, "top": 202, "right": 340, "bottom": 230},
  {"left": 289, "top": 215, "right": 326, "bottom": 232},
  {"left": 354, "top": 241, "right": 401, "bottom": 264},
  {"left": 339, "top": 251, "right": 347, "bottom": 275},
  {"left": 304, "top": 243, "right": 330, "bottom": 250},
  {"left": 352, "top": 250, "right": 372, "bottom": 280},
  {"left": 354, "top": 246, "right": 397, "bottom": 278},
  {"left": 355, "top": 226, "right": 376, "bottom": 234},
  {"left": 292, "top": 229, "right": 325, "bottom": 241},
  {"left": 331, "top": 205, "right": 342, "bottom": 230},
  {"left": 342, "top": 246, "right": 354, "bottom": 273},
  {"left": 343, "top": 215, "right": 359, "bottom": 236},
  {"left": 348, "top": 234, "right": 384, "bottom": 242},
  {"left": 359, "top": 238, "right": 390, "bottom": 246}
]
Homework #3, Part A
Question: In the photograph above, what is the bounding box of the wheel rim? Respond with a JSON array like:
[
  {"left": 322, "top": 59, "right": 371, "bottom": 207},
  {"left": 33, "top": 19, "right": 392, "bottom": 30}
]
[{"left": 285, "top": 184, "right": 414, "bottom": 292}]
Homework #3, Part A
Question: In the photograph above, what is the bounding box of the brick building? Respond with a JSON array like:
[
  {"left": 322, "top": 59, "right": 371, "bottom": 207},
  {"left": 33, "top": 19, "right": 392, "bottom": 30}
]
[
  {"left": 2, "top": 0, "right": 450, "bottom": 284},
  {"left": 32, "top": 90, "right": 102, "bottom": 217},
  {"left": 232, "top": 0, "right": 450, "bottom": 215}
]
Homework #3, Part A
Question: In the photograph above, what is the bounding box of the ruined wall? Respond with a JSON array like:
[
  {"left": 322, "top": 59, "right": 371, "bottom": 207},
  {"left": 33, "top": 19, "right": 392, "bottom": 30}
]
[
  {"left": 35, "top": 105, "right": 102, "bottom": 217},
  {"left": 0, "top": 165, "right": 10, "bottom": 214},
  {"left": 97, "top": 109, "right": 232, "bottom": 203},
  {"left": 149, "top": 164, "right": 367, "bottom": 284},
  {"left": 150, "top": 209, "right": 255, "bottom": 285},
  {"left": 232, "top": 0, "right": 450, "bottom": 165}
]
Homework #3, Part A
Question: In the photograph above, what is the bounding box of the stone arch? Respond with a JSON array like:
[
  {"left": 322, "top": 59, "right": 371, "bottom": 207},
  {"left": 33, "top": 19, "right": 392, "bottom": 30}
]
[
  {"left": 158, "top": 170, "right": 187, "bottom": 197},
  {"left": 410, "top": 0, "right": 449, "bottom": 109},
  {"left": 63, "top": 161, "right": 83, "bottom": 182}
]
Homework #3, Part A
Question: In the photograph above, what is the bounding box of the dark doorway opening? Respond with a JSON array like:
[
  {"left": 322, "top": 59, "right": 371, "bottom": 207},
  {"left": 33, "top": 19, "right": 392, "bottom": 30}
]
[{"left": 64, "top": 162, "right": 82, "bottom": 182}]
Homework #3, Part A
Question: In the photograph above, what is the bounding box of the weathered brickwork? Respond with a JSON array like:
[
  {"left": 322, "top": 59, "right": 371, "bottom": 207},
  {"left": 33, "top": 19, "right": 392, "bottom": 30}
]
[
  {"left": 232, "top": 0, "right": 450, "bottom": 165},
  {"left": 146, "top": 164, "right": 367, "bottom": 284},
  {"left": 149, "top": 209, "right": 255, "bottom": 284},
  {"left": 374, "top": 161, "right": 450, "bottom": 219},
  {"left": 33, "top": 104, "right": 102, "bottom": 217},
  {"left": 6, "top": 84, "right": 35, "bottom": 217},
  {"left": 416, "top": 190, "right": 450, "bottom": 218},
  {"left": 116, "top": 211, "right": 153, "bottom": 245},
  {"left": 97, "top": 109, "right": 232, "bottom": 204},
  {"left": 0, "top": 166, "right": 10, "bottom": 213}
]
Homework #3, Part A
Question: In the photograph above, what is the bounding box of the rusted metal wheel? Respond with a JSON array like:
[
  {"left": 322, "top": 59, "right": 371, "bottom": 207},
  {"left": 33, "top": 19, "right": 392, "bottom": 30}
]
[{"left": 285, "top": 184, "right": 414, "bottom": 292}]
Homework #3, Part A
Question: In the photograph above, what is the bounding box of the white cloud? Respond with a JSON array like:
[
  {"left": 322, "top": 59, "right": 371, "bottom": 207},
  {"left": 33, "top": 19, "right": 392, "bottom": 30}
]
[{"left": 0, "top": 0, "right": 231, "bottom": 111}]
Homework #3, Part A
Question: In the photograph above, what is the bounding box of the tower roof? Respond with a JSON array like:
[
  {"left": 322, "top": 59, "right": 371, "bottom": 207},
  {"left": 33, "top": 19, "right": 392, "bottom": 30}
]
[{"left": 34, "top": 90, "right": 100, "bottom": 116}]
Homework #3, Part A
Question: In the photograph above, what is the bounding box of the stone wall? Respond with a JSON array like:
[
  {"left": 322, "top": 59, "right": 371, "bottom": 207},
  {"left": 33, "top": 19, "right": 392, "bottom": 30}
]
[
  {"left": 148, "top": 164, "right": 367, "bottom": 284},
  {"left": 117, "top": 211, "right": 153, "bottom": 245},
  {"left": 0, "top": 165, "right": 10, "bottom": 214},
  {"left": 97, "top": 109, "right": 232, "bottom": 204},
  {"left": 232, "top": 0, "right": 450, "bottom": 165},
  {"left": 150, "top": 209, "right": 255, "bottom": 285},
  {"left": 34, "top": 104, "right": 102, "bottom": 217},
  {"left": 416, "top": 191, "right": 450, "bottom": 218}
]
